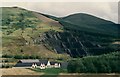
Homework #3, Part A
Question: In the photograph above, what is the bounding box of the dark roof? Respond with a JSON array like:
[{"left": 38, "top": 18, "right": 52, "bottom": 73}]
[
  {"left": 39, "top": 60, "right": 48, "bottom": 65},
  {"left": 14, "top": 63, "right": 33, "bottom": 67},
  {"left": 14, "top": 62, "right": 44, "bottom": 67},
  {"left": 50, "top": 61, "right": 57, "bottom": 65},
  {"left": 15, "top": 59, "right": 48, "bottom": 67}
]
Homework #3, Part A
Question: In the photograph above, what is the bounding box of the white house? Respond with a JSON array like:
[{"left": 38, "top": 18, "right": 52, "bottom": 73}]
[
  {"left": 14, "top": 59, "right": 63, "bottom": 69},
  {"left": 40, "top": 63, "right": 46, "bottom": 69},
  {"left": 39, "top": 60, "right": 61, "bottom": 69}
]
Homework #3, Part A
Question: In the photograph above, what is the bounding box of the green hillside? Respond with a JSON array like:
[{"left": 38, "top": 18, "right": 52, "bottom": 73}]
[
  {"left": 61, "top": 13, "right": 119, "bottom": 37},
  {"left": 42, "top": 13, "right": 120, "bottom": 57},
  {"left": 2, "top": 7, "right": 69, "bottom": 60},
  {"left": 2, "top": 7, "right": 120, "bottom": 59}
]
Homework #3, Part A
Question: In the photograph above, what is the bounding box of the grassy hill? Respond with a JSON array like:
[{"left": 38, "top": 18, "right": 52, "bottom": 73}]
[
  {"left": 2, "top": 7, "right": 120, "bottom": 60},
  {"left": 2, "top": 7, "right": 69, "bottom": 60},
  {"left": 61, "top": 13, "right": 119, "bottom": 37},
  {"left": 42, "top": 13, "right": 119, "bottom": 37},
  {"left": 42, "top": 13, "right": 120, "bottom": 57}
]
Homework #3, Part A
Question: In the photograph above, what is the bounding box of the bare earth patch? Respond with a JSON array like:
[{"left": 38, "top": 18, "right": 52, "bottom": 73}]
[{"left": 1, "top": 68, "right": 44, "bottom": 75}]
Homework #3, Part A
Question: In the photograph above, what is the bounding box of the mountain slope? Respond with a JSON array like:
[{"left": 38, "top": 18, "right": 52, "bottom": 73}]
[
  {"left": 2, "top": 7, "right": 69, "bottom": 59},
  {"left": 2, "top": 7, "right": 119, "bottom": 59},
  {"left": 42, "top": 13, "right": 120, "bottom": 57},
  {"left": 61, "top": 13, "right": 119, "bottom": 37}
]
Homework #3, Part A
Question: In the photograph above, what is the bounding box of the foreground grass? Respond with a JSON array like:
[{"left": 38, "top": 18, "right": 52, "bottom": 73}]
[{"left": 30, "top": 68, "right": 67, "bottom": 75}]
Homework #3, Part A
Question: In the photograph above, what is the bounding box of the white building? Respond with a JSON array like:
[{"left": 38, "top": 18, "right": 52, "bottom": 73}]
[{"left": 14, "top": 59, "right": 62, "bottom": 69}]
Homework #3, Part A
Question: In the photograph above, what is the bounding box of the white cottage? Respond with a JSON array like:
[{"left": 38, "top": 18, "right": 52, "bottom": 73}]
[
  {"left": 39, "top": 60, "right": 61, "bottom": 69},
  {"left": 14, "top": 59, "right": 61, "bottom": 69},
  {"left": 40, "top": 63, "right": 45, "bottom": 69}
]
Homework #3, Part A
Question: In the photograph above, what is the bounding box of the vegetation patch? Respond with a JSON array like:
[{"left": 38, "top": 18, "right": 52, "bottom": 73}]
[
  {"left": 67, "top": 52, "right": 120, "bottom": 73},
  {"left": 30, "top": 68, "right": 67, "bottom": 75}
]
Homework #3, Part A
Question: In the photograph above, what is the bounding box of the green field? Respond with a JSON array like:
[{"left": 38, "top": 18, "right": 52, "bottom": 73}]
[{"left": 30, "top": 68, "right": 67, "bottom": 75}]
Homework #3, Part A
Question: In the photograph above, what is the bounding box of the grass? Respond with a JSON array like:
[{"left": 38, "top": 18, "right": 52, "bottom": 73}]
[
  {"left": 29, "top": 68, "right": 68, "bottom": 77},
  {"left": 2, "top": 7, "right": 66, "bottom": 59},
  {"left": 29, "top": 67, "right": 69, "bottom": 77}
]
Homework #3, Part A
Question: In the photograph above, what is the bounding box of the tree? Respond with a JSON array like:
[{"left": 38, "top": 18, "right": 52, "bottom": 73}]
[
  {"left": 67, "top": 60, "right": 77, "bottom": 73},
  {"left": 67, "top": 52, "right": 120, "bottom": 73},
  {"left": 82, "top": 58, "right": 97, "bottom": 73},
  {"left": 76, "top": 60, "right": 86, "bottom": 73}
]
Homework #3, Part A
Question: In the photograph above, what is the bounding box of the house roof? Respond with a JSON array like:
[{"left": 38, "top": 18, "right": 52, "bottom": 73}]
[
  {"left": 18, "top": 59, "right": 40, "bottom": 63},
  {"left": 39, "top": 60, "right": 48, "bottom": 65},
  {"left": 15, "top": 59, "right": 48, "bottom": 67},
  {"left": 15, "top": 63, "right": 33, "bottom": 67},
  {"left": 50, "top": 61, "right": 61, "bottom": 65},
  {"left": 14, "top": 59, "right": 64, "bottom": 67}
]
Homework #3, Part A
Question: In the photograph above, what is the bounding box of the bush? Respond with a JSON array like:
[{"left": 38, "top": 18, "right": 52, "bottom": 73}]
[
  {"left": 2, "top": 54, "right": 13, "bottom": 58},
  {"left": 14, "top": 55, "right": 23, "bottom": 59}
]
